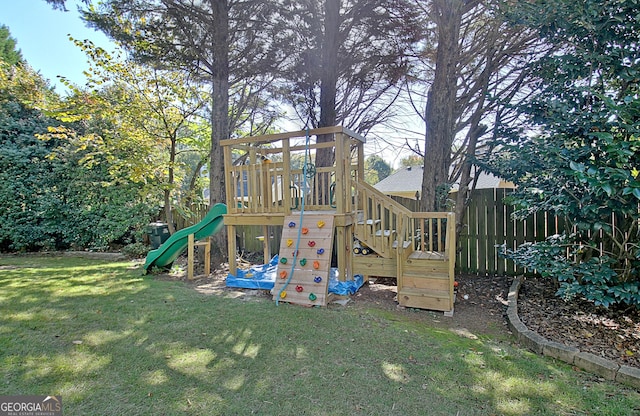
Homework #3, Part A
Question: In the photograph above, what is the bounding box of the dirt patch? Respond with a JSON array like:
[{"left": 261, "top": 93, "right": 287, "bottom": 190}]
[{"left": 347, "top": 274, "right": 513, "bottom": 340}]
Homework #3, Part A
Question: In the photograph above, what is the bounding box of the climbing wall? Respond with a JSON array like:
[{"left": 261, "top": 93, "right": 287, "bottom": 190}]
[{"left": 272, "top": 213, "right": 335, "bottom": 306}]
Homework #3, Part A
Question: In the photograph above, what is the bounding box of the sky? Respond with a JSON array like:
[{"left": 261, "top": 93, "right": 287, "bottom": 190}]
[
  {"left": 0, "top": 0, "right": 419, "bottom": 166},
  {"left": 0, "top": 0, "right": 114, "bottom": 93}
]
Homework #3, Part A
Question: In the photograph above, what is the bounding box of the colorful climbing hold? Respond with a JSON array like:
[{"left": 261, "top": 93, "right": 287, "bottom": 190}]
[
  {"left": 313, "top": 260, "right": 320, "bottom": 269},
  {"left": 295, "top": 285, "right": 304, "bottom": 293},
  {"left": 317, "top": 220, "right": 325, "bottom": 228},
  {"left": 308, "top": 293, "right": 317, "bottom": 301},
  {"left": 314, "top": 276, "right": 322, "bottom": 283},
  {"left": 308, "top": 240, "right": 316, "bottom": 247},
  {"left": 279, "top": 270, "right": 288, "bottom": 279},
  {"left": 317, "top": 248, "right": 325, "bottom": 255},
  {"left": 280, "top": 291, "right": 287, "bottom": 299},
  {"left": 301, "top": 227, "right": 309, "bottom": 234},
  {"left": 286, "top": 239, "right": 293, "bottom": 247},
  {"left": 292, "top": 250, "right": 299, "bottom": 257},
  {"left": 280, "top": 257, "right": 288, "bottom": 264},
  {"left": 300, "top": 258, "right": 307, "bottom": 266},
  {"left": 288, "top": 221, "right": 296, "bottom": 228}
]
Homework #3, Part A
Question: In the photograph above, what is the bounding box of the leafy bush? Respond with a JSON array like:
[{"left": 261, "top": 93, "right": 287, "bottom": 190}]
[
  {"left": 121, "top": 242, "right": 150, "bottom": 259},
  {"left": 501, "top": 235, "right": 640, "bottom": 308},
  {"left": 0, "top": 78, "right": 158, "bottom": 252},
  {"left": 487, "top": 0, "right": 640, "bottom": 309}
]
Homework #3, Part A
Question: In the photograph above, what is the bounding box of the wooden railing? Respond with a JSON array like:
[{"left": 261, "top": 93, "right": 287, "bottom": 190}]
[
  {"left": 221, "top": 126, "right": 365, "bottom": 216},
  {"left": 354, "top": 180, "right": 455, "bottom": 260},
  {"left": 353, "top": 181, "right": 412, "bottom": 258},
  {"left": 402, "top": 212, "right": 455, "bottom": 259}
]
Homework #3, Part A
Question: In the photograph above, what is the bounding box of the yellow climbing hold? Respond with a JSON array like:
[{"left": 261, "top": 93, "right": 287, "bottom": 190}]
[
  {"left": 317, "top": 220, "right": 325, "bottom": 228},
  {"left": 287, "top": 239, "right": 293, "bottom": 247},
  {"left": 280, "top": 291, "right": 287, "bottom": 299}
]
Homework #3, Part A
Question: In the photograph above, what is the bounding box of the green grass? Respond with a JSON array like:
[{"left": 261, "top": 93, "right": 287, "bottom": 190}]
[{"left": 1, "top": 255, "right": 639, "bottom": 415}]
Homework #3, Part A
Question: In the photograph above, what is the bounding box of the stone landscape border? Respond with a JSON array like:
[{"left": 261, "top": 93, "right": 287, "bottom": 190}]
[{"left": 507, "top": 277, "right": 640, "bottom": 390}]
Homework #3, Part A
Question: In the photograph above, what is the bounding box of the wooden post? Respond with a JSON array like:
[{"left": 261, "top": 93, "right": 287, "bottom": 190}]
[
  {"left": 227, "top": 224, "right": 237, "bottom": 276},
  {"left": 188, "top": 235, "right": 211, "bottom": 280},
  {"left": 262, "top": 225, "right": 270, "bottom": 264},
  {"left": 282, "top": 139, "right": 292, "bottom": 215},
  {"left": 188, "top": 233, "right": 195, "bottom": 280},
  {"left": 334, "top": 132, "right": 345, "bottom": 214},
  {"left": 223, "top": 145, "right": 233, "bottom": 212},
  {"left": 204, "top": 237, "right": 211, "bottom": 276}
]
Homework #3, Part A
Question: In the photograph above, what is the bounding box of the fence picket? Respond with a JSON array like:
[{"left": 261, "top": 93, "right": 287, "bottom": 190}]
[{"left": 171, "top": 187, "right": 625, "bottom": 277}]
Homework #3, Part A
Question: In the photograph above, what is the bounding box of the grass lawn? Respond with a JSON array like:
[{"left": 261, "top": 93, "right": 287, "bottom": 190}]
[{"left": 1, "top": 255, "right": 639, "bottom": 415}]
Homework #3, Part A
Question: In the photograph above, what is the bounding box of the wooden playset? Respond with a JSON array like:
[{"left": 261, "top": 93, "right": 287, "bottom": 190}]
[{"left": 221, "top": 126, "right": 456, "bottom": 312}]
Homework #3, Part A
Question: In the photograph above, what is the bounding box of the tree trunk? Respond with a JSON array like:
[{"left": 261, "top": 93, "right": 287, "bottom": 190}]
[
  {"left": 316, "top": 0, "right": 339, "bottom": 168},
  {"left": 314, "top": 0, "right": 340, "bottom": 205},
  {"left": 421, "top": 0, "right": 463, "bottom": 212},
  {"left": 454, "top": 59, "right": 492, "bottom": 238},
  {"left": 208, "top": 0, "right": 229, "bottom": 268},
  {"left": 164, "top": 134, "right": 177, "bottom": 234}
]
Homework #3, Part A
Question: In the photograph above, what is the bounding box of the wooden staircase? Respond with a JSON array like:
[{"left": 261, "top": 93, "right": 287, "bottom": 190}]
[{"left": 353, "top": 181, "right": 456, "bottom": 313}]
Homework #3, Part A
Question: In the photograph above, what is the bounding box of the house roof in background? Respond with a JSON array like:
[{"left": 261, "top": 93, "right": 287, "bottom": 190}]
[
  {"left": 374, "top": 166, "right": 424, "bottom": 198},
  {"left": 373, "top": 166, "right": 514, "bottom": 198}
]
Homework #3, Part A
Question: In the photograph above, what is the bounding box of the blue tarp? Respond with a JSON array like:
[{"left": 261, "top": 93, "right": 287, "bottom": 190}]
[
  {"left": 226, "top": 255, "right": 365, "bottom": 296},
  {"left": 225, "top": 255, "right": 279, "bottom": 290}
]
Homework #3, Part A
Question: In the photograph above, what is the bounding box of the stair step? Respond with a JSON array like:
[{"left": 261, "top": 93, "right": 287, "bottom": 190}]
[
  {"left": 392, "top": 240, "right": 413, "bottom": 249},
  {"left": 408, "top": 251, "right": 447, "bottom": 260},
  {"left": 375, "top": 229, "right": 395, "bottom": 237},
  {"left": 357, "top": 219, "right": 380, "bottom": 226}
]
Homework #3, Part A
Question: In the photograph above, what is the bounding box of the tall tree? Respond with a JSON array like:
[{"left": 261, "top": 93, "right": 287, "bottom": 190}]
[
  {"left": 420, "top": 0, "right": 465, "bottom": 212},
  {"left": 0, "top": 25, "right": 23, "bottom": 65},
  {"left": 82, "top": 0, "right": 285, "bottom": 265},
  {"left": 281, "top": 0, "right": 423, "bottom": 167},
  {"left": 56, "top": 39, "right": 208, "bottom": 233},
  {"left": 485, "top": 0, "right": 640, "bottom": 308},
  {"left": 364, "top": 154, "right": 392, "bottom": 185},
  {"left": 401, "top": 0, "right": 546, "bottom": 223},
  {"left": 0, "top": 30, "right": 154, "bottom": 252}
]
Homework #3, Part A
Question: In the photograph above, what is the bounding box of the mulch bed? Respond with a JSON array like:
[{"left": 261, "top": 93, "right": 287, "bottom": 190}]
[{"left": 518, "top": 276, "right": 640, "bottom": 369}]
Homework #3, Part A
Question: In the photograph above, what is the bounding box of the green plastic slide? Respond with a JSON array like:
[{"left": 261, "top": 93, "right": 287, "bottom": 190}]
[{"left": 143, "top": 203, "right": 227, "bottom": 273}]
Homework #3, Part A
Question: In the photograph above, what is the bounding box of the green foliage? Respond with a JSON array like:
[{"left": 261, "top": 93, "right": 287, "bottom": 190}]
[
  {"left": 399, "top": 155, "right": 422, "bottom": 168},
  {"left": 502, "top": 236, "right": 640, "bottom": 308},
  {"left": 0, "top": 52, "right": 157, "bottom": 252},
  {"left": 0, "top": 25, "right": 22, "bottom": 65},
  {"left": 121, "top": 241, "right": 150, "bottom": 258},
  {"left": 55, "top": 38, "right": 212, "bottom": 223},
  {"left": 364, "top": 154, "right": 391, "bottom": 184},
  {"left": 487, "top": 0, "right": 640, "bottom": 308}
]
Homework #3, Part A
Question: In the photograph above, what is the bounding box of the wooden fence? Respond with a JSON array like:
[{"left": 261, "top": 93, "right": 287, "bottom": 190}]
[
  {"left": 392, "top": 189, "right": 565, "bottom": 276},
  {"left": 171, "top": 188, "right": 563, "bottom": 276},
  {"left": 456, "top": 188, "right": 566, "bottom": 275}
]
